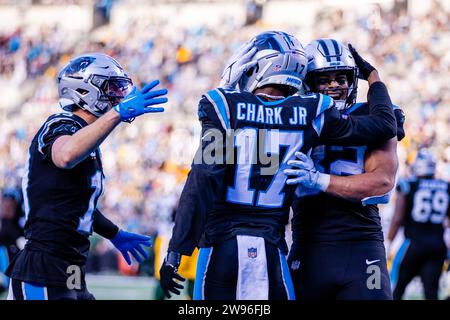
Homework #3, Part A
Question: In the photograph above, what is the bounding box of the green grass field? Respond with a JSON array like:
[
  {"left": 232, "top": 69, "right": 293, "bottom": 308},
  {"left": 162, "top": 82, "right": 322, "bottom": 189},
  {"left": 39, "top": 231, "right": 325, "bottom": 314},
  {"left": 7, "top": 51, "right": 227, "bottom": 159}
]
[
  {"left": 1, "top": 274, "right": 449, "bottom": 300},
  {"left": 1, "top": 274, "right": 190, "bottom": 300}
]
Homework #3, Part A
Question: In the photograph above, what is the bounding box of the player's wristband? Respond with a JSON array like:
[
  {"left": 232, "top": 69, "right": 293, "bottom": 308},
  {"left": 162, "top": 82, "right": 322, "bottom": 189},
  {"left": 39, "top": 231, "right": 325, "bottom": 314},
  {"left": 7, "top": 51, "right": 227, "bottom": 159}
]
[
  {"left": 317, "top": 173, "right": 330, "bottom": 192},
  {"left": 165, "top": 251, "right": 182, "bottom": 269}
]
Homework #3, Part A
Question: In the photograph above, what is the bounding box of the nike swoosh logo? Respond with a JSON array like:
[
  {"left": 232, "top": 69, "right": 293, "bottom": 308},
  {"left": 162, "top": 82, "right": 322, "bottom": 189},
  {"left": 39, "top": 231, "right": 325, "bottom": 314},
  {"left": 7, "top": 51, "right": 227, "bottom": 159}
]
[
  {"left": 201, "top": 131, "right": 213, "bottom": 141},
  {"left": 122, "top": 95, "right": 137, "bottom": 104},
  {"left": 366, "top": 259, "right": 380, "bottom": 265}
]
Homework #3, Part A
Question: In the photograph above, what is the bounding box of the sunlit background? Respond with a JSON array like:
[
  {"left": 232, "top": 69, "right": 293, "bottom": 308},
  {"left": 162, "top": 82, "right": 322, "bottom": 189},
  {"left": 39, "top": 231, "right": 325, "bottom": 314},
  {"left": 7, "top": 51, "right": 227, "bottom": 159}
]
[{"left": 0, "top": 0, "right": 449, "bottom": 299}]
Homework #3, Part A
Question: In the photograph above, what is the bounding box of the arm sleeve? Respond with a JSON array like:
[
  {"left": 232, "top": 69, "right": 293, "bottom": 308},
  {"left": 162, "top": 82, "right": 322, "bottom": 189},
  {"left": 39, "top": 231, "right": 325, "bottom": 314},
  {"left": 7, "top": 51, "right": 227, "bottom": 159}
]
[
  {"left": 167, "top": 98, "right": 228, "bottom": 255},
  {"left": 320, "top": 82, "right": 397, "bottom": 145},
  {"left": 93, "top": 209, "right": 119, "bottom": 240},
  {"left": 393, "top": 106, "right": 406, "bottom": 141},
  {"left": 37, "top": 117, "right": 82, "bottom": 163}
]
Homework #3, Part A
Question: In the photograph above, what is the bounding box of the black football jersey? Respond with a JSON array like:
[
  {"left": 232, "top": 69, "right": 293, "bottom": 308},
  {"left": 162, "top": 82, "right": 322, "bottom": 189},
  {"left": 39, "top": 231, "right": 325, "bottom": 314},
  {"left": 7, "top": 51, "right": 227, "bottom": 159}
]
[
  {"left": 21, "top": 112, "right": 104, "bottom": 264},
  {"left": 398, "top": 177, "right": 450, "bottom": 243},
  {"left": 170, "top": 84, "right": 396, "bottom": 255},
  {"left": 292, "top": 102, "right": 388, "bottom": 244}
]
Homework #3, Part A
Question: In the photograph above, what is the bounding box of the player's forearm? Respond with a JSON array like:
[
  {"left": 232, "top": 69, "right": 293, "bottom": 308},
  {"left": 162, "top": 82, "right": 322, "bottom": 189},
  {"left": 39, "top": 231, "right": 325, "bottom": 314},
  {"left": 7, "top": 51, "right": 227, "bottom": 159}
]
[
  {"left": 367, "top": 70, "right": 381, "bottom": 86},
  {"left": 326, "top": 170, "right": 395, "bottom": 201},
  {"left": 93, "top": 209, "right": 119, "bottom": 240},
  {"left": 387, "top": 221, "right": 401, "bottom": 242},
  {"left": 387, "top": 209, "right": 404, "bottom": 242},
  {"left": 53, "top": 109, "right": 121, "bottom": 168},
  {"left": 168, "top": 165, "right": 222, "bottom": 255},
  {"left": 322, "top": 82, "right": 396, "bottom": 146},
  {"left": 169, "top": 158, "right": 227, "bottom": 254},
  {"left": 387, "top": 194, "right": 406, "bottom": 241},
  {"left": 365, "top": 81, "right": 397, "bottom": 141}
]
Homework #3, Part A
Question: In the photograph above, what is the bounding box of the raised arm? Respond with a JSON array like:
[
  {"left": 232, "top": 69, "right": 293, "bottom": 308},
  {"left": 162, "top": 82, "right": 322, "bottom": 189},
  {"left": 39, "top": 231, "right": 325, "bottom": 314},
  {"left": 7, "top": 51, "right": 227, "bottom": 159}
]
[
  {"left": 319, "top": 45, "right": 397, "bottom": 146},
  {"left": 52, "top": 81, "right": 167, "bottom": 169},
  {"left": 51, "top": 109, "right": 121, "bottom": 169},
  {"left": 320, "top": 74, "right": 396, "bottom": 146}
]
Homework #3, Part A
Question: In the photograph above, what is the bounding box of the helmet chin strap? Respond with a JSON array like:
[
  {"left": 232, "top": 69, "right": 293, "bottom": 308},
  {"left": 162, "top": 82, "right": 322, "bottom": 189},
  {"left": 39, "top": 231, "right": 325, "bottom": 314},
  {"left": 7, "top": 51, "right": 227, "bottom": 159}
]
[{"left": 255, "top": 92, "right": 285, "bottom": 100}]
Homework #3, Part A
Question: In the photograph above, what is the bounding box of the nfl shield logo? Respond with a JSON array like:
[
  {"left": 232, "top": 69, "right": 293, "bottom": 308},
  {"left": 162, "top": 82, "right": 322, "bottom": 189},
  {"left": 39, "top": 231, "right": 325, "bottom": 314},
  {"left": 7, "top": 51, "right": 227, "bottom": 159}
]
[
  {"left": 248, "top": 247, "right": 257, "bottom": 259},
  {"left": 291, "top": 260, "right": 301, "bottom": 271},
  {"left": 273, "top": 64, "right": 282, "bottom": 71}
]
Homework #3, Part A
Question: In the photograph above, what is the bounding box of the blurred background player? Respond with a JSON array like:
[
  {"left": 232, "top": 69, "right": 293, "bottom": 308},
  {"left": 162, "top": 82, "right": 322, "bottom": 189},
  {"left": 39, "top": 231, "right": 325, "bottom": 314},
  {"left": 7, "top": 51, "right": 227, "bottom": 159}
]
[
  {"left": 159, "top": 31, "right": 397, "bottom": 300},
  {"left": 285, "top": 38, "right": 405, "bottom": 300},
  {"left": 388, "top": 148, "right": 450, "bottom": 300},
  {"left": 0, "top": 188, "right": 24, "bottom": 295},
  {"left": 5, "top": 53, "right": 168, "bottom": 300}
]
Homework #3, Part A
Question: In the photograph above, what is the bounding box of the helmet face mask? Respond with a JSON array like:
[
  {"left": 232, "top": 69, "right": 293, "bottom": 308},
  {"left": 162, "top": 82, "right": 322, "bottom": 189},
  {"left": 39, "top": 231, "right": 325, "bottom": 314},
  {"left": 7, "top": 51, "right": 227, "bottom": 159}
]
[
  {"left": 305, "top": 39, "right": 358, "bottom": 110},
  {"left": 237, "top": 31, "right": 308, "bottom": 95},
  {"left": 57, "top": 53, "right": 133, "bottom": 117},
  {"left": 91, "top": 75, "right": 133, "bottom": 107}
]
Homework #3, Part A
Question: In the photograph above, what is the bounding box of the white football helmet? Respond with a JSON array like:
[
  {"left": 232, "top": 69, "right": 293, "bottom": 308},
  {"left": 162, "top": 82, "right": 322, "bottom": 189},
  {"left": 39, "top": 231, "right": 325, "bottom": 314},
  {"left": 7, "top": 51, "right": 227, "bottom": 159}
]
[
  {"left": 305, "top": 39, "right": 358, "bottom": 110},
  {"left": 238, "top": 31, "right": 308, "bottom": 95},
  {"left": 57, "top": 53, "right": 133, "bottom": 117},
  {"left": 412, "top": 148, "right": 437, "bottom": 178}
]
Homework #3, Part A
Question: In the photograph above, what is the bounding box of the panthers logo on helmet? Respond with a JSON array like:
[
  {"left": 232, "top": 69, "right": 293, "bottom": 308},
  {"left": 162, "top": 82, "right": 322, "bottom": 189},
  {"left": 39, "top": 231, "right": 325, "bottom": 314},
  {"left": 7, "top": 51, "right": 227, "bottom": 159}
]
[{"left": 57, "top": 53, "right": 133, "bottom": 117}]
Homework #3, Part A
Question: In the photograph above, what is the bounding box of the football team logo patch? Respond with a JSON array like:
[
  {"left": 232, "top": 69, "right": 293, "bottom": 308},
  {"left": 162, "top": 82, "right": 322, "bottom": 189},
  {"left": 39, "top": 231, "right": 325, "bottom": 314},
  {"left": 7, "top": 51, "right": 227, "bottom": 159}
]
[
  {"left": 248, "top": 247, "right": 257, "bottom": 259},
  {"left": 291, "top": 260, "right": 301, "bottom": 270}
]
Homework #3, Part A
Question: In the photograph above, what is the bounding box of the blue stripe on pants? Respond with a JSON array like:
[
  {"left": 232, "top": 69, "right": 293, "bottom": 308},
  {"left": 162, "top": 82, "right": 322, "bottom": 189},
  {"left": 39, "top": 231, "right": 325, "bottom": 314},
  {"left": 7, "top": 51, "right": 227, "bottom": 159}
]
[
  {"left": 0, "top": 246, "right": 9, "bottom": 288},
  {"left": 193, "top": 247, "right": 212, "bottom": 300},
  {"left": 278, "top": 250, "right": 296, "bottom": 300},
  {"left": 23, "top": 282, "right": 46, "bottom": 300},
  {"left": 390, "top": 239, "right": 411, "bottom": 291}
]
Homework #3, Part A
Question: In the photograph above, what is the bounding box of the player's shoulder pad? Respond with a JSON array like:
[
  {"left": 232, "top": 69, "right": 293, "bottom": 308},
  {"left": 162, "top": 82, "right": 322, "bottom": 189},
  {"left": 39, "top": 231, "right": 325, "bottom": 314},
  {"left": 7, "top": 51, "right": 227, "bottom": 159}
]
[
  {"left": 37, "top": 113, "right": 84, "bottom": 154},
  {"left": 200, "top": 88, "right": 231, "bottom": 130},
  {"left": 311, "top": 94, "right": 335, "bottom": 137},
  {"left": 343, "top": 102, "right": 367, "bottom": 115},
  {"left": 315, "top": 93, "right": 335, "bottom": 116},
  {"left": 45, "top": 112, "right": 85, "bottom": 125}
]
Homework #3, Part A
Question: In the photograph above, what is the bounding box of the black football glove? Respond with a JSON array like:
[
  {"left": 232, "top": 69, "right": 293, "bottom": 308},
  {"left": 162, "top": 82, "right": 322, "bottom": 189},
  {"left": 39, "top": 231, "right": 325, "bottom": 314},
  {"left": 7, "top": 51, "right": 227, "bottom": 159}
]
[
  {"left": 348, "top": 43, "right": 376, "bottom": 80},
  {"left": 394, "top": 108, "right": 406, "bottom": 141},
  {"left": 159, "top": 251, "right": 185, "bottom": 299}
]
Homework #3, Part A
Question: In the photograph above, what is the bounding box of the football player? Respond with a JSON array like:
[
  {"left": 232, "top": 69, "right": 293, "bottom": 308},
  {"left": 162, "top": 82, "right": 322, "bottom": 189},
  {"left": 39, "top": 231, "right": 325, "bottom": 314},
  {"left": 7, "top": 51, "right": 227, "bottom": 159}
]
[
  {"left": 0, "top": 188, "right": 24, "bottom": 294},
  {"left": 284, "top": 38, "right": 405, "bottom": 300},
  {"left": 388, "top": 149, "right": 449, "bottom": 299},
  {"left": 5, "top": 53, "right": 168, "bottom": 300},
  {"left": 159, "top": 31, "right": 397, "bottom": 300}
]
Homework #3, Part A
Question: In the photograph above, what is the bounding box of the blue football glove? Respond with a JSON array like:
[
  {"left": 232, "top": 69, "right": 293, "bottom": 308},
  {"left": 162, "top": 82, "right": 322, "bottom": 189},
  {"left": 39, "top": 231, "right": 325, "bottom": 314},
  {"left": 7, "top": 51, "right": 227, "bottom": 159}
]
[
  {"left": 283, "top": 151, "right": 330, "bottom": 192},
  {"left": 110, "top": 230, "right": 152, "bottom": 265},
  {"left": 114, "top": 80, "right": 167, "bottom": 121}
]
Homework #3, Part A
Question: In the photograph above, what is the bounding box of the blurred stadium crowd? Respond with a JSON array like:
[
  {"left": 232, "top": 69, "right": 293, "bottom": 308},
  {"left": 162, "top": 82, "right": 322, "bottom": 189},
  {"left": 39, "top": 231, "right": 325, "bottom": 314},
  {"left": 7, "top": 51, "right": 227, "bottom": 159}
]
[{"left": 0, "top": 0, "right": 449, "bottom": 283}]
